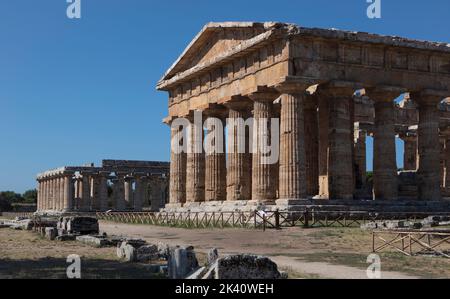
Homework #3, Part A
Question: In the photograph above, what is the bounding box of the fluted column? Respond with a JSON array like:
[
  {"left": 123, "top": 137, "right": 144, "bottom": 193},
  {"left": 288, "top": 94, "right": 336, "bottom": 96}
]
[
  {"left": 81, "top": 174, "right": 91, "bottom": 211},
  {"left": 186, "top": 112, "right": 205, "bottom": 203},
  {"left": 445, "top": 139, "right": 450, "bottom": 190},
  {"left": 115, "top": 175, "right": 126, "bottom": 210},
  {"left": 62, "top": 174, "right": 73, "bottom": 212},
  {"left": 169, "top": 120, "right": 187, "bottom": 204},
  {"left": 98, "top": 172, "right": 109, "bottom": 211},
  {"left": 58, "top": 176, "right": 65, "bottom": 211},
  {"left": 124, "top": 177, "right": 133, "bottom": 209},
  {"left": 248, "top": 89, "right": 279, "bottom": 203},
  {"left": 204, "top": 108, "right": 227, "bottom": 202},
  {"left": 440, "top": 138, "right": 446, "bottom": 188},
  {"left": 304, "top": 93, "right": 319, "bottom": 197},
  {"left": 45, "top": 180, "right": 50, "bottom": 210},
  {"left": 134, "top": 175, "right": 147, "bottom": 211},
  {"left": 413, "top": 90, "right": 445, "bottom": 201},
  {"left": 354, "top": 127, "right": 367, "bottom": 189},
  {"left": 37, "top": 181, "right": 42, "bottom": 211},
  {"left": 318, "top": 95, "right": 329, "bottom": 198},
  {"left": 403, "top": 135, "right": 418, "bottom": 171},
  {"left": 49, "top": 178, "right": 55, "bottom": 210},
  {"left": 318, "top": 82, "right": 356, "bottom": 200},
  {"left": 275, "top": 85, "right": 308, "bottom": 201},
  {"left": 224, "top": 99, "right": 252, "bottom": 201},
  {"left": 367, "top": 87, "right": 403, "bottom": 200}
]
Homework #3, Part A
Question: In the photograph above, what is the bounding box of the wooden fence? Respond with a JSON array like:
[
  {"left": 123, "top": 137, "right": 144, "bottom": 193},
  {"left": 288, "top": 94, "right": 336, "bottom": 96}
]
[
  {"left": 96, "top": 210, "right": 450, "bottom": 230},
  {"left": 372, "top": 230, "right": 450, "bottom": 258}
]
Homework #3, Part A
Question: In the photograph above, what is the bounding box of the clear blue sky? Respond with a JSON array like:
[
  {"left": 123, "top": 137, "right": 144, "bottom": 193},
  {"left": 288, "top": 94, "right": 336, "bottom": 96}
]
[{"left": 1, "top": 0, "right": 449, "bottom": 193}]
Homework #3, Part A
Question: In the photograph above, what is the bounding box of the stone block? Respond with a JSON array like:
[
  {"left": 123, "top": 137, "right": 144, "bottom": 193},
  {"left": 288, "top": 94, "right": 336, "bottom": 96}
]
[
  {"left": 211, "top": 255, "right": 282, "bottom": 279},
  {"left": 168, "top": 247, "right": 199, "bottom": 279},
  {"left": 45, "top": 227, "right": 57, "bottom": 240},
  {"left": 207, "top": 248, "right": 219, "bottom": 264},
  {"left": 76, "top": 235, "right": 110, "bottom": 248},
  {"left": 56, "top": 234, "right": 77, "bottom": 242}
]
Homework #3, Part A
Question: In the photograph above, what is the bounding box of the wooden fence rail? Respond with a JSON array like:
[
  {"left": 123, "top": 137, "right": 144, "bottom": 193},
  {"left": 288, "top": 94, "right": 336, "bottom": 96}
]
[
  {"left": 95, "top": 210, "right": 450, "bottom": 230},
  {"left": 372, "top": 230, "right": 450, "bottom": 258}
]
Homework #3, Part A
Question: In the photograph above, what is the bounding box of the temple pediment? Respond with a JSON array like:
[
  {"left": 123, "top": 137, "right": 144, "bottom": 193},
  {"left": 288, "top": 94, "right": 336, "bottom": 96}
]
[{"left": 159, "top": 22, "right": 280, "bottom": 82}]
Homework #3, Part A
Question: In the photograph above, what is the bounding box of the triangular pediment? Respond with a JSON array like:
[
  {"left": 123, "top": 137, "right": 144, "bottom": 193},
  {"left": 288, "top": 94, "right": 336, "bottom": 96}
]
[{"left": 160, "top": 22, "right": 277, "bottom": 82}]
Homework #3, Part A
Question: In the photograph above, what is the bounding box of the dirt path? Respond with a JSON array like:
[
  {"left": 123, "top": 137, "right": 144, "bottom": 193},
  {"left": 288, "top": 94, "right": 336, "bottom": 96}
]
[{"left": 100, "top": 221, "right": 419, "bottom": 279}]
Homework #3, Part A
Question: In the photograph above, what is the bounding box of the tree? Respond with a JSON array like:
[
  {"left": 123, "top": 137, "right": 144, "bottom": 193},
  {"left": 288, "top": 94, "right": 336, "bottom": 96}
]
[
  {"left": 0, "top": 191, "right": 23, "bottom": 203},
  {"left": 22, "top": 189, "right": 37, "bottom": 204}
]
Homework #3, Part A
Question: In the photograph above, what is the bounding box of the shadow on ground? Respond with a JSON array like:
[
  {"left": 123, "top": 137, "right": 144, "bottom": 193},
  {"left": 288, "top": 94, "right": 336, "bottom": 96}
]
[{"left": 0, "top": 257, "right": 165, "bottom": 279}]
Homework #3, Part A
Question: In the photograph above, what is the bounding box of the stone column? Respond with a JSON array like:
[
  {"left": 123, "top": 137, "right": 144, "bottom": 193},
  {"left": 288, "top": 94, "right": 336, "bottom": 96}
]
[
  {"left": 124, "top": 177, "right": 133, "bottom": 209},
  {"left": 74, "top": 178, "right": 81, "bottom": 211},
  {"left": 98, "top": 172, "right": 109, "bottom": 211},
  {"left": 62, "top": 174, "right": 73, "bottom": 212},
  {"left": 224, "top": 98, "right": 252, "bottom": 201},
  {"left": 440, "top": 138, "right": 446, "bottom": 188},
  {"left": 248, "top": 89, "right": 279, "bottom": 203},
  {"left": 304, "top": 93, "right": 319, "bottom": 197},
  {"left": 81, "top": 174, "right": 91, "bottom": 211},
  {"left": 59, "top": 176, "right": 65, "bottom": 211},
  {"left": 318, "top": 95, "right": 329, "bottom": 198},
  {"left": 367, "top": 87, "right": 403, "bottom": 200},
  {"left": 354, "top": 127, "right": 367, "bottom": 189},
  {"left": 276, "top": 84, "right": 307, "bottom": 201},
  {"left": 49, "top": 178, "right": 54, "bottom": 210},
  {"left": 134, "top": 175, "right": 147, "bottom": 211},
  {"left": 403, "top": 135, "right": 418, "bottom": 171},
  {"left": 319, "top": 82, "right": 356, "bottom": 200},
  {"left": 446, "top": 139, "right": 450, "bottom": 190},
  {"left": 115, "top": 176, "right": 126, "bottom": 210},
  {"left": 37, "top": 181, "right": 42, "bottom": 211},
  {"left": 186, "top": 112, "right": 205, "bottom": 203},
  {"left": 413, "top": 90, "right": 445, "bottom": 201},
  {"left": 169, "top": 120, "right": 187, "bottom": 205},
  {"left": 45, "top": 179, "right": 50, "bottom": 210},
  {"left": 204, "top": 108, "right": 227, "bottom": 202}
]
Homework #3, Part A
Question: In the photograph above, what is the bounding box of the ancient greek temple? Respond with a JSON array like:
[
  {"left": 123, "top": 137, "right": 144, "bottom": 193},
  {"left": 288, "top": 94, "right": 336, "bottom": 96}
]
[
  {"left": 36, "top": 160, "right": 169, "bottom": 213},
  {"left": 157, "top": 22, "right": 450, "bottom": 212}
]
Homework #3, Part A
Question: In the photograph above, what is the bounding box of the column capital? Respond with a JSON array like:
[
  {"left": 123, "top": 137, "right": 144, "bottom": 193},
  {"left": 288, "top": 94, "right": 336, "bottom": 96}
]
[
  {"left": 274, "top": 81, "right": 312, "bottom": 95},
  {"left": 411, "top": 89, "right": 448, "bottom": 106},
  {"left": 316, "top": 80, "right": 362, "bottom": 98},
  {"left": 365, "top": 85, "right": 406, "bottom": 102},
  {"left": 199, "top": 104, "right": 228, "bottom": 119},
  {"left": 219, "top": 95, "right": 253, "bottom": 111},
  {"left": 244, "top": 86, "right": 279, "bottom": 102}
]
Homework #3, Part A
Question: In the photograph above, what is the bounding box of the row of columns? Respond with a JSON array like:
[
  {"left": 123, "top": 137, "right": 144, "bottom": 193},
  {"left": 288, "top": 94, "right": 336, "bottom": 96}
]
[
  {"left": 38, "top": 172, "right": 169, "bottom": 212},
  {"left": 37, "top": 174, "right": 73, "bottom": 212},
  {"left": 169, "top": 82, "right": 447, "bottom": 204}
]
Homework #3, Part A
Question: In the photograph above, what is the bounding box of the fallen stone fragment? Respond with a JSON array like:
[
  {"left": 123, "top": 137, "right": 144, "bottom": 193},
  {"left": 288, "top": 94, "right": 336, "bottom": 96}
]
[
  {"left": 45, "top": 227, "right": 57, "bottom": 240},
  {"left": 207, "top": 248, "right": 219, "bottom": 264},
  {"left": 76, "top": 235, "right": 110, "bottom": 247},
  {"left": 56, "top": 234, "right": 77, "bottom": 242},
  {"left": 201, "top": 255, "right": 284, "bottom": 279},
  {"left": 168, "top": 247, "right": 199, "bottom": 279}
]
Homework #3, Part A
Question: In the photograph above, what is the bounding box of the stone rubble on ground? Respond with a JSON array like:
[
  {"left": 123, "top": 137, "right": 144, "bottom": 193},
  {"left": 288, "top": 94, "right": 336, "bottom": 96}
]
[
  {"left": 361, "top": 215, "right": 450, "bottom": 230},
  {"left": 186, "top": 250, "right": 286, "bottom": 279}
]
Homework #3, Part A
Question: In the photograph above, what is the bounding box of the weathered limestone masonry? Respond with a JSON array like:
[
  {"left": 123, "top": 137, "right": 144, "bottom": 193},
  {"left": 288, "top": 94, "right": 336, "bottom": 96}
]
[
  {"left": 157, "top": 22, "right": 450, "bottom": 213},
  {"left": 36, "top": 160, "right": 169, "bottom": 214}
]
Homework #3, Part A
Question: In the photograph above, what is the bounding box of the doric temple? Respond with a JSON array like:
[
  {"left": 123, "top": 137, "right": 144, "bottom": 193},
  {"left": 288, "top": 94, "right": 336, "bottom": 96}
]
[
  {"left": 36, "top": 160, "right": 169, "bottom": 214},
  {"left": 157, "top": 22, "right": 450, "bottom": 212}
]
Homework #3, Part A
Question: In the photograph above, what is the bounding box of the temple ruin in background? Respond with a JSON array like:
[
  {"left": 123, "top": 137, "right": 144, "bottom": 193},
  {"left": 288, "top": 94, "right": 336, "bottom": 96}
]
[
  {"left": 157, "top": 22, "right": 450, "bottom": 213},
  {"left": 36, "top": 160, "right": 169, "bottom": 213}
]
